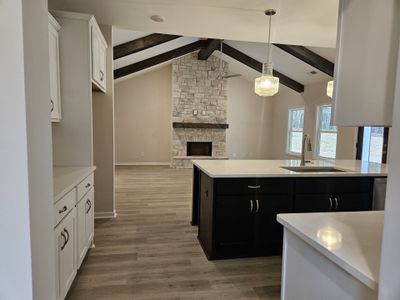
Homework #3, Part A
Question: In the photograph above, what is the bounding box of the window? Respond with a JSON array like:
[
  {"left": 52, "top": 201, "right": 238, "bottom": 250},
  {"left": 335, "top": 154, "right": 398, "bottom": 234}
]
[
  {"left": 316, "top": 105, "right": 337, "bottom": 159},
  {"left": 287, "top": 108, "right": 305, "bottom": 154},
  {"left": 358, "top": 127, "right": 388, "bottom": 163}
]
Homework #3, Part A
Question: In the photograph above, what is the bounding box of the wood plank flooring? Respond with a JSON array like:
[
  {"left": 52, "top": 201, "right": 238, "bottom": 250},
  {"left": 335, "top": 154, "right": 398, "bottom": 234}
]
[{"left": 67, "top": 166, "right": 282, "bottom": 300}]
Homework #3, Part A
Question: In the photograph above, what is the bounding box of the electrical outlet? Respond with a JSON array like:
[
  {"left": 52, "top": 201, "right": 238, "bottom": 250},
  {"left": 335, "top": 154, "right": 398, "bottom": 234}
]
[
  {"left": 201, "top": 110, "right": 206, "bottom": 116},
  {"left": 193, "top": 109, "right": 198, "bottom": 116}
]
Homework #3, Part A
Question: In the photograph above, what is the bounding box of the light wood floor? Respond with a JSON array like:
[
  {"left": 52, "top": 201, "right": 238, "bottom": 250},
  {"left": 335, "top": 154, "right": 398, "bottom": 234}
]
[{"left": 67, "top": 166, "right": 282, "bottom": 300}]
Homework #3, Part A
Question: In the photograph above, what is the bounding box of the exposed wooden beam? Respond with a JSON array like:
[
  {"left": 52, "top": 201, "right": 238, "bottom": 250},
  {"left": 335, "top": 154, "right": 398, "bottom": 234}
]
[
  {"left": 114, "top": 40, "right": 206, "bottom": 79},
  {"left": 274, "top": 44, "right": 334, "bottom": 77},
  {"left": 221, "top": 43, "right": 305, "bottom": 93},
  {"left": 113, "top": 33, "right": 181, "bottom": 60},
  {"left": 198, "top": 39, "right": 221, "bottom": 60}
]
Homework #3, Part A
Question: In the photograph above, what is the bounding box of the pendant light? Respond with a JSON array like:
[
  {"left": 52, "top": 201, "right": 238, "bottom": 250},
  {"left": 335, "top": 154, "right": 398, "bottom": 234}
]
[
  {"left": 326, "top": 80, "right": 334, "bottom": 98},
  {"left": 255, "top": 9, "right": 279, "bottom": 97}
]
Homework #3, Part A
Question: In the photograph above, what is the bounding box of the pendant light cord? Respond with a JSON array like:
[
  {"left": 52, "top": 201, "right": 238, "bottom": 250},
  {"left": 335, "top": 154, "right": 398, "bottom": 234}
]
[{"left": 267, "top": 14, "right": 272, "bottom": 64}]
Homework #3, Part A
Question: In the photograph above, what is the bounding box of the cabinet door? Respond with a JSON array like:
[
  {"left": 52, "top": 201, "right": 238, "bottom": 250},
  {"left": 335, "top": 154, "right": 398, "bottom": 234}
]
[
  {"left": 85, "top": 189, "right": 95, "bottom": 247},
  {"left": 333, "top": 193, "right": 372, "bottom": 212},
  {"left": 57, "top": 209, "right": 76, "bottom": 299},
  {"left": 48, "top": 22, "right": 61, "bottom": 122},
  {"left": 294, "top": 194, "right": 333, "bottom": 213},
  {"left": 76, "top": 198, "right": 88, "bottom": 268},
  {"left": 214, "top": 196, "right": 254, "bottom": 258},
  {"left": 333, "top": 0, "right": 398, "bottom": 126},
  {"left": 98, "top": 41, "right": 106, "bottom": 90},
  {"left": 254, "top": 195, "right": 292, "bottom": 255},
  {"left": 91, "top": 27, "right": 100, "bottom": 84}
]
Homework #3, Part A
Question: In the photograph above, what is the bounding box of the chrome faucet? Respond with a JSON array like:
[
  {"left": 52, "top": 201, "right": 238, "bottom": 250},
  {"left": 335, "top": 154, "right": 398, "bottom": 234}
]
[{"left": 301, "top": 134, "right": 312, "bottom": 166}]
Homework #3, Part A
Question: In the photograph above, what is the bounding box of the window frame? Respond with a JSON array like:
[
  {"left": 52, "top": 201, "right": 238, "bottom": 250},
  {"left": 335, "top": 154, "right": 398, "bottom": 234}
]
[
  {"left": 315, "top": 104, "right": 338, "bottom": 159},
  {"left": 286, "top": 107, "right": 305, "bottom": 156}
]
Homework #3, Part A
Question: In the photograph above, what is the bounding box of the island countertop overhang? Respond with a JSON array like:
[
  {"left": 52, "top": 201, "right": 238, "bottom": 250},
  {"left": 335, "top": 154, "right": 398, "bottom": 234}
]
[{"left": 191, "top": 159, "right": 388, "bottom": 178}]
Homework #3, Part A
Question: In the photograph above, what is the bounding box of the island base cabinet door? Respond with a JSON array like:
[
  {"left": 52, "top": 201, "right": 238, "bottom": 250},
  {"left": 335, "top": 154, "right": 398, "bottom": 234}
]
[
  {"left": 334, "top": 193, "right": 372, "bottom": 212},
  {"left": 85, "top": 189, "right": 95, "bottom": 247},
  {"left": 76, "top": 198, "right": 88, "bottom": 268},
  {"left": 294, "top": 194, "right": 334, "bottom": 213},
  {"left": 254, "top": 195, "right": 292, "bottom": 255},
  {"left": 214, "top": 196, "right": 254, "bottom": 258},
  {"left": 55, "top": 208, "right": 76, "bottom": 300}
]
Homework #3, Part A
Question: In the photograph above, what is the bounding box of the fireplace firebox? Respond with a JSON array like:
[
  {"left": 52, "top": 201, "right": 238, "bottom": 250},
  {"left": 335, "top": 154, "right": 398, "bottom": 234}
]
[{"left": 187, "top": 142, "right": 212, "bottom": 156}]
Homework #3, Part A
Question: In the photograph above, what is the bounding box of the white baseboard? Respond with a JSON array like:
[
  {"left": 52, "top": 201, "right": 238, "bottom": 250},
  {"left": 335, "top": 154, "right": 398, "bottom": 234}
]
[
  {"left": 115, "top": 162, "right": 171, "bottom": 166},
  {"left": 95, "top": 210, "right": 117, "bottom": 219}
]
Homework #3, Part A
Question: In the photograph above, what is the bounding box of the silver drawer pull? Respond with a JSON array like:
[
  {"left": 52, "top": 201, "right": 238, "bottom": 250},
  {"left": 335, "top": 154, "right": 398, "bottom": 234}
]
[
  {"left": 58, "top": 206, "right": 67, "bottom": 214},
  {"left": 334, "top": 197, "right": 339, "bottom": 210},
  {"left": 249, "top": 200, "right": 253, "bottom": 213},
  {"left": 248, "top": 185, "right": 261, "bottom": 189},
  {"left": 328, "top": 197, "right": 333, "bottom": 210},
  {"left": 255, "top": 200, "right": 260, "bottom": 213}
]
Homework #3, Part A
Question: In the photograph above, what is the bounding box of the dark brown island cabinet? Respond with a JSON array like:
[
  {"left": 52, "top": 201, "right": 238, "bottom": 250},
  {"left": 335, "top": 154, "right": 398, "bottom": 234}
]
[{"left": 192, "top": 165, "right": 385, "bottom": 260}]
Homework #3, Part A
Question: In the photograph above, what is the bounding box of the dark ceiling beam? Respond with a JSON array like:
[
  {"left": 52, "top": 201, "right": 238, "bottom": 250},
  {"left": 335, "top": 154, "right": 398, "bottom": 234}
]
[
  {"left": 198, "top": 39, "right": 221, "bottom": 60},
  {"left": 114, "top": 40, "right": 206, "bottom": 79},
  {"left": 222, "top": 43, "right": 304, "bottom": 93},
  {"left": 113, "top": 33, "right": 181, "bottom": 60},
  {"left": 274, "top": 44, "right": 334, "bottom": 77}
]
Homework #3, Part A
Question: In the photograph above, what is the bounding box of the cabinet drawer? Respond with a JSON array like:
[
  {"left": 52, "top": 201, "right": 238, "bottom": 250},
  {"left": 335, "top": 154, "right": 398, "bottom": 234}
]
[
  {"left": 215, "top": 178, "right": 292, "bottom": 195},
  {"left": 295, "top": 177, "right": 373, "bottom": 194},
  {"left": 77, "top": 173, "right": 94, "bottom": 201},
  {"left": 54, "top": 188, "right": 76, "bottom": 227}
]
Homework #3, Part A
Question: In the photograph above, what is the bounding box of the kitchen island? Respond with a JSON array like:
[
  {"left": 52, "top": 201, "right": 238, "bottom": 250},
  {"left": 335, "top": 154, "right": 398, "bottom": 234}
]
[
  {"left": 191, "top": 159, "right": 387, "bottom": 260},
  {"left": 277, "top": 211, "right": 382, "bottom": 300}
]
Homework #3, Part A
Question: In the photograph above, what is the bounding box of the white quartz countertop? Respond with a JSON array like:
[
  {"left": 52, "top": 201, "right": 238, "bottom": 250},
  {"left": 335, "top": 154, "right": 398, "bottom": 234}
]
[
  {"left": 277, "top": 211, "right": 384, "bottom": 291},
  {"left": 53, "top": 166, "right": 96, "bottom": 202},
  {"left": 191, "top": 159, "right": 387, "bottom": 178}
]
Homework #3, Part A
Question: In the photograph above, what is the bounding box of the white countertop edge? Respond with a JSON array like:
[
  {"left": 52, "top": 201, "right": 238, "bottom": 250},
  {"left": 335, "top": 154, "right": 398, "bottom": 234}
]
[
  {"left": 277, "top": 214, "right": 378, "bottom": 291},
  {"left": 196, "top": 171, "right": 387, "bottom": 178},
  {"left": 192, "top": 159, "right": 387, "bottom": 178},
  {"left": 54, "top": 166, "right": 96, "bottom": 202}
]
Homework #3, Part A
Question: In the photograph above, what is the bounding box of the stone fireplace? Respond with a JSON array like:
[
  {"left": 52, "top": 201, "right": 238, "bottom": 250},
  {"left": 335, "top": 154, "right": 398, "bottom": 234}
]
[{"left": 171, "top": 52, "right": 228, "bottom": 168}]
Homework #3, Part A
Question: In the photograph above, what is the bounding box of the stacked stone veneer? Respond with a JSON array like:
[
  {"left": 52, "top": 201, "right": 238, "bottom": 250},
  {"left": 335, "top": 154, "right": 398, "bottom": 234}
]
[{"left": 172, "top": 52, "right": 228, "bottom": 168}]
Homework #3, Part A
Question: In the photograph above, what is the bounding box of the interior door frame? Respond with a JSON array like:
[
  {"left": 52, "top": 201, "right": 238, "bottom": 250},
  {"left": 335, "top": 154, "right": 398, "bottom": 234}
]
[{"left": 356, "top": 127, "right": 389, "bottom": 163}]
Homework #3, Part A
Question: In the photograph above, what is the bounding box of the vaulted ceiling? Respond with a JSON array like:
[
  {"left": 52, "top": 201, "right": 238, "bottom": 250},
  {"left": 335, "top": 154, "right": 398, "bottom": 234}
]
[
  {"left": 49, "top": 0, "right": 339, "bottom": 47},
  {"left": 112, "top": 28, "right": 336, "bottom": 91},
  {"left": 48, "top": 0, "right": 338, "bottom": 92}
]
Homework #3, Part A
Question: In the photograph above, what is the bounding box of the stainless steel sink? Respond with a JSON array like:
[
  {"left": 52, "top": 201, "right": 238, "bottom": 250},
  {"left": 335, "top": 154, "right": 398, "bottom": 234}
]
[{"left": 281, "top": 166, "right": 347, "bottom": 173}]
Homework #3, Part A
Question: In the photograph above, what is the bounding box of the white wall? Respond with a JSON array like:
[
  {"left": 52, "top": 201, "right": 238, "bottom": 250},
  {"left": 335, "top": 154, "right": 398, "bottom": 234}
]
[
  {"left": 270, "top": 82, "right": 358, "bottom": 160},
  {"left": 114, "top": 65, "right": 172, "bottom": 164},
  {"left": 93, "top": 24, "right": 115, "bottom": 216},
  {"left": 0, "top": 0, "right": 56, "bottom": 299},
  {"left": 378, "top": 40, "right": 400, "bottom": 299},
  {"left": 227, "top": 76, "right": 273, "bottom": 159}
]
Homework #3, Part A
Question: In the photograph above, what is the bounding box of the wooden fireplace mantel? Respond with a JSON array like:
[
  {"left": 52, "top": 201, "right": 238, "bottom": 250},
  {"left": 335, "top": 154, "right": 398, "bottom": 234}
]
[{"left": 172, "top": 122, "right": 229, "bottom": 129}]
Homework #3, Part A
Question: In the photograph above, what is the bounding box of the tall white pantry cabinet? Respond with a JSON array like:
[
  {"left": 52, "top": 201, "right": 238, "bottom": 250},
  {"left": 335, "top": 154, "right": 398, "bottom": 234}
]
[{"left": 50, "top": 10, "right": 107, "bottom": 300}]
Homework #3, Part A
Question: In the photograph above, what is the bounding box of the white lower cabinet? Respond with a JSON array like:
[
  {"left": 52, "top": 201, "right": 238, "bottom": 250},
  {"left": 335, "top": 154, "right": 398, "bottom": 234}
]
[
  {"left": 55, "top": 208, "right": 76, "bottom": 300},
  {"left": 76, "top": 197, "right": 89, "bottom": 268},
  {"left": 54, "top": 172, "right": 95, "bottom": 299},
  {"left": 76, "top": 188, "right": 95, "bottom": 268}
]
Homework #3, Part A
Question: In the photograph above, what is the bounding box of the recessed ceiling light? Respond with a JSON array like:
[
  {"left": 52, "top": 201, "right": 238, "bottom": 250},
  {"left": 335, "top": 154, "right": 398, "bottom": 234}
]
[{"left": 150, "top": 15, "right": 165, "bottom": 22}]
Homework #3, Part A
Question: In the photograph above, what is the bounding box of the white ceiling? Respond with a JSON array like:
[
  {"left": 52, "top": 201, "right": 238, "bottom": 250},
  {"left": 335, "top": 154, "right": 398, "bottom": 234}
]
[
  {"left": 113, "top": 28, "right": 149, "bottom": 46},
  {"left": 114, "top": 35, "right": 200, "bottom": 70},
  {"left": 49, "top": 0, "right": 339, "bottom": 47}
]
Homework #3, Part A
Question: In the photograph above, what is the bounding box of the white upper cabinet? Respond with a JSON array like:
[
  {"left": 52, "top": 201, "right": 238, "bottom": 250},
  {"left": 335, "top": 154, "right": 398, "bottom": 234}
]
[
  {"left": 91, "top": 21, "right": 107, "bottom": 92},
  {"left": 48, "top": 13, "right": 62, "bottom": 122},
  {"left": 333, "top": 0, "right": 400, "bottom": 127}
]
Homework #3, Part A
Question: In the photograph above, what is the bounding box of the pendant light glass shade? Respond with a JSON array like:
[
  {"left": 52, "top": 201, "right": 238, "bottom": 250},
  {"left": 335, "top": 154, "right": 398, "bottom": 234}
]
[
  {"left": 255, "top": 63, "right": 279, "bottom": 96},
  {"left": 326, "top": 80, "right": 334, "bottom": 98},
  {"left": 255, "top": 9, "right": 279, "bottom": 97}
]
